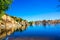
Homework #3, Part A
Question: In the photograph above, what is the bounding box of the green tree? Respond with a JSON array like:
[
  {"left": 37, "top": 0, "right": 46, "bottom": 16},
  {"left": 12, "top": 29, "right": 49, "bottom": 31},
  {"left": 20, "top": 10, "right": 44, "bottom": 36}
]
[
  {"left": 0, "top": 0, "right": 12, "bottom": 13},
  {"left": 0, "top": 0, "right": 12, "bottom": 19}
]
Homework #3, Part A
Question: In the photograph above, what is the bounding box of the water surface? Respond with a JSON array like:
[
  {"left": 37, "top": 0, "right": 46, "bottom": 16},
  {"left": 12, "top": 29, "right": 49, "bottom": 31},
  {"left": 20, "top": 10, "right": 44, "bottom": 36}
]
[{"left": 9, "top": 24, "right": 60, "bottom": 38}]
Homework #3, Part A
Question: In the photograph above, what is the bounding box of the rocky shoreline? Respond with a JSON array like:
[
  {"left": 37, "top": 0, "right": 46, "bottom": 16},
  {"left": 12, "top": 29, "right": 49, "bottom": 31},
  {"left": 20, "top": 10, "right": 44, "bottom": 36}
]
[
  {"left": 0, "top": 14, "right": 29, "bottom": 39},
  {"left": 0, "top": 14, "right": 60, "bottom": 39}
]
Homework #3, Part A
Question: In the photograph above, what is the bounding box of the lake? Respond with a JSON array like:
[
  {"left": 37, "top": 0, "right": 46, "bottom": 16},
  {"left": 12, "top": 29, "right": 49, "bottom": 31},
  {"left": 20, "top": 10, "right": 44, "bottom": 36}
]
[{"left": 6, "top": 24, "right": 60, "bottom": 40}]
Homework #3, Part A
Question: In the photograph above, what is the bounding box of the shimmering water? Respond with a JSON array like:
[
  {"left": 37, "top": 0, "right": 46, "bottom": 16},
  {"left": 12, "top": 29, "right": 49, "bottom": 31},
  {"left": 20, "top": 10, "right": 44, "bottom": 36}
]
[{"left": 6, "top": 24, "right": 60, "bottom": 40}]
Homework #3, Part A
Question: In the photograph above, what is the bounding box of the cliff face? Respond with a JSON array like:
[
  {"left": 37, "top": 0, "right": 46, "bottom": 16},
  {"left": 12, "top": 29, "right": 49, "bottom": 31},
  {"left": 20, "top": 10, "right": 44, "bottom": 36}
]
[
  {"left": 0, "top": 14, "right": 29, "bottom": 39},
  {"left": 1, "top": 14, "right": 29, "bottom": 29}
]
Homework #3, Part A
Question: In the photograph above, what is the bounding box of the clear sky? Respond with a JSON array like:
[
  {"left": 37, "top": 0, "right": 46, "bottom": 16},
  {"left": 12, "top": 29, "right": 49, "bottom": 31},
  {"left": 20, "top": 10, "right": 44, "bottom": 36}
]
[{"left": 6, "top": 0, "right": 60, "bottom": 21}]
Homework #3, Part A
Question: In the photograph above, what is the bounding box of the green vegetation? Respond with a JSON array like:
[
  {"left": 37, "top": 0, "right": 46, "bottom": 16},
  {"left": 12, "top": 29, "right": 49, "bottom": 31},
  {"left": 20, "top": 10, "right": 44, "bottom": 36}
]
[
  {"left": 29, "top": 21, "right": 33, "bottom": 26},
  {"left": 11, "top": 16, "right": 23, "bottom": 22},
  {"left": 0, "top": 0, "right": 12, "bottom": 12},
  {"left": 0, "top": 12, "right": 5, "bottom": 19},
  {"left": 0, "top": 0, "right": 12, "bottom": 19}
]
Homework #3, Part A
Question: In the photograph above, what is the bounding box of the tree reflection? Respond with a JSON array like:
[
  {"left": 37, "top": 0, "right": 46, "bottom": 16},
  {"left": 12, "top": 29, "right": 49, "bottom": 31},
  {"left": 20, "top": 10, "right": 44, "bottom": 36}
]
[{"left": 42, "top": 20, "right": 46, "bottom": 27}]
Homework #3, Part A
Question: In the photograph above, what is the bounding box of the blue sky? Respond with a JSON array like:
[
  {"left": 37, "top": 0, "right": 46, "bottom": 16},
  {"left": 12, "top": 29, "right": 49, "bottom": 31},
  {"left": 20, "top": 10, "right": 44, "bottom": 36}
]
[{"left": 6, "top": 0, "right": 60, "bottom": 21}]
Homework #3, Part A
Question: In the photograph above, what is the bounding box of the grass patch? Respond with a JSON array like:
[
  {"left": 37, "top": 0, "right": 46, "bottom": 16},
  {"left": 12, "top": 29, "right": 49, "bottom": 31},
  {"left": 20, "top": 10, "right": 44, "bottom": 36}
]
[{"left": 0, "top": 13, "right": 5, "bottom": 20}]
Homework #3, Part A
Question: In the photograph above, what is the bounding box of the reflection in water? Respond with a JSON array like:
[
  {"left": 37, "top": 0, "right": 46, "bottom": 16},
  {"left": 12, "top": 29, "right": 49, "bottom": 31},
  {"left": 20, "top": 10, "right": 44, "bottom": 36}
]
[
  {"left": 4, "top": 24, "right": 60, "bottom": 40},
  {"left": 42, "top": 20, "right": 47, "bottom": 27},
  {"left": 43, "top": 23, "right": 46, "bottom": 27}
]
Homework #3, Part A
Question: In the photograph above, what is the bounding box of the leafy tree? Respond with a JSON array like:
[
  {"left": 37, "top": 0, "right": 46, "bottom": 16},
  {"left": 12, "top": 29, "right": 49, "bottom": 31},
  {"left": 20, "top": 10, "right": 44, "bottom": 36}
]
[
  {"left": 0, "top": 0, "right": 12, "bottom": 13},
  {"left": 0, "top": 0, "right": 12, "bottom": 19}
]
